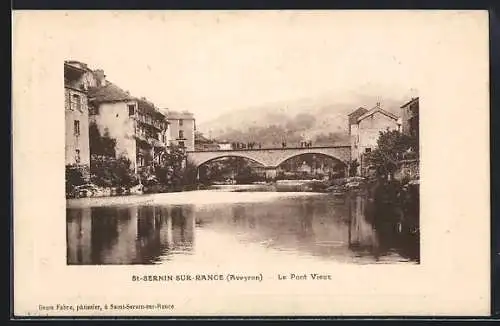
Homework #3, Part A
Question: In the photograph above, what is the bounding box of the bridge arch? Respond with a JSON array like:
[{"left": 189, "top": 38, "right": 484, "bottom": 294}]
[
  {"left": 275, "top": 151, "right": 348, "bottom": 168},
  {"left": 195, "top": 154, "right": 266, "bottom": 169}
]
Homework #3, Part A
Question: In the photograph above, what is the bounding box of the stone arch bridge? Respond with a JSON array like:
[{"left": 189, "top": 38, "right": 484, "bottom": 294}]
[{"left": 186, "top": 146, "right": 351, "bottom": 180}]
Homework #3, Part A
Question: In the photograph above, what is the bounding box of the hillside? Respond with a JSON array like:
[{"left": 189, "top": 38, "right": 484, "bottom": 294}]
[{"left": 197, "top": 92, "right": 414, "bottom": 148}]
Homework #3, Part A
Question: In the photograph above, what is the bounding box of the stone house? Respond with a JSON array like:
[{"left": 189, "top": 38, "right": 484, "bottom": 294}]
[
  {"left": 163, "top": 109, "right": 196, "bottom": 152},
  {"left": 347, "top": 107, "right": 369, "bottom": 162},
  {"left": 87, "top": 71, "right": 168, "bottom": 174},
  {"left": 400, "top": 97, "right": 419, "bottom": 150},
  {"left": 348, "top": 103, "right": 400, "bottom": 175},
  {"left": 397, "top": 97, "right": 420, "bottom": 181},
  {"left": 64, "top": 61, "right": 92, "bottom": 171}
]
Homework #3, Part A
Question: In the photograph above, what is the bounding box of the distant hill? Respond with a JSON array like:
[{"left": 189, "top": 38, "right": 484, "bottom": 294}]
[{"left": 197, "top": 92, "right": 415, "bottom": 148}]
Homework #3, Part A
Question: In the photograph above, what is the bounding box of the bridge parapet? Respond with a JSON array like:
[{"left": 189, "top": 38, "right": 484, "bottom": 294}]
[{"left": 186, "top": 146, "right": 351, "bottom": 168}]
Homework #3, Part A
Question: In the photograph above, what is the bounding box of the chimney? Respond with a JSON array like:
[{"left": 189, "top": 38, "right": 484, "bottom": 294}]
[{"left": 93, "top": 69, "right": 107, "bottom": 87}]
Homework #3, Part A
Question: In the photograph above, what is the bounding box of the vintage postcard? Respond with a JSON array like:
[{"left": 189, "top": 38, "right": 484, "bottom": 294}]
[{"left": 12, "top": 10, "right": 490, "bottom": 317}]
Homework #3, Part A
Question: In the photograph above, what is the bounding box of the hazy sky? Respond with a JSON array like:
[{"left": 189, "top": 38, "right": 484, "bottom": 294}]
[{"left": 62, "top": 11, "right": 423, "bottom": 123}]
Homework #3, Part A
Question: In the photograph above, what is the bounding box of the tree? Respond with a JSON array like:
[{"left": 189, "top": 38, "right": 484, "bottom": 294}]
[
  {"left": 348, "top": 159, "right": 359, "bottom": 177},
  {"left": 90, "top": 155, "right": 136, "bottom": 188},
  {"left": 154, "top": 144, "right": 193, "bottom": 189},
  {"left": 89, "top": 123, "right": 116, "bottom": 157},
  {"left": 66, "top": 164, "right": 87, "bottom": 195},
  {"left": 181, "top": 159, "right": 198, "bottom": 187},
  {"left": 365, "top": 130, "right": 415, "bottom": 178}
]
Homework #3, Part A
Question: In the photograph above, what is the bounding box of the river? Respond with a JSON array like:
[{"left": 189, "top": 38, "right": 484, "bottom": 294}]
[{"left": 66, "top": 185, "right": 419, "bottom": 266}]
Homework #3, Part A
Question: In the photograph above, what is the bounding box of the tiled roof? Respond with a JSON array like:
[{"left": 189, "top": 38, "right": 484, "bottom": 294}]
[
  {"left": 137, "top": 98, "right": 165, "bottom": 119},
  {"left": 88, "top": 82, "right": 135, "bottom": 103},
  {"left": 357, "top": 105, "right": 399, "bottom": 122},
  {"left": 348, "top": 107, "right": 369, "bottom": 126},
  {"left": 165, "top": 110, "right": 195, "bottom": 120},
  {"left": 348, "top": 107, "right": 368, "bottom": 117},
  {"left": 400, "top": 97, "right": 419, "bottom": 108},
  {"left": 64, "top": 60, "right": 93, "bottom": 72}
]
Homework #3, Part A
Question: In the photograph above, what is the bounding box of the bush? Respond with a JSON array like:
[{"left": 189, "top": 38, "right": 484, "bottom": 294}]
[
  {"left": 65, "top": 164, "right": 87, "bottom": 196},
  {"left": 366, "top": 130, "right": 416, "bottom": 179},
  {"left": 90, "top": 155, "right": 136, "bottom": 188},
  {"left": 181, "top": 159, "right": 198, "bottom": 186},
  {"left": 349, "top": 159, "right": 359, "bottom": 177}
]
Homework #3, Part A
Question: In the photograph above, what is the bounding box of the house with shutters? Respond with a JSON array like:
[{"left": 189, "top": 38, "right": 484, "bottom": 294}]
[
  {"left": 64, "top": 61, "right": 92, "bottom": 171},
  {"left": 348, "top": 103, "right": 401, "bottom": 175}
]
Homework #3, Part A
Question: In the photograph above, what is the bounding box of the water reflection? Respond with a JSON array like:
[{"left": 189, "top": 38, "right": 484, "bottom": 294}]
[
  {"left": 67, "top": 191, "right": 419, "bottom": 265},
  {"left": 67, "top": 205, "right": 195, "bottom": 265}
]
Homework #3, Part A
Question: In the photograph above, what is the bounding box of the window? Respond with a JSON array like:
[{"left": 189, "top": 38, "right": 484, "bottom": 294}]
[
  {"left": 74, "top": 120, "right": 80, "bottom": 136},
  {"left": 178, "top": 141, "right": 185, "bottom": 148},
  {"left": 71, "top": 94, "right": 81, "bottom": 111},
  {"left": 178, "top": 130, "right": 184, "bottom": 139},
  {"left": 75, "top": 149, "right": 81, "bottom": 163},
  {"left": 89, "top": 104, "right": 98, "bottom": 115},
  {"left": 137, "top": 154, "right": 144, "bottom": 167},
  {"left": 179, "top": 119, "right": 183, "bottom": 126},
  {"left": 365, "top": 148, "right": 372, "bottom": 153},
  {"left": 128, "top": 104, "right": 135, "bottom": 116}
]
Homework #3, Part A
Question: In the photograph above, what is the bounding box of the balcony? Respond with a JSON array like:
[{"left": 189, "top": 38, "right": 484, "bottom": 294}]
[
  {"left": 135, "top": 134, "right": 166, "bottom": 148},
  {"left": 64, "top": 64, "right": 87, "bottom": 90},
  {"left": 136, "top": 114, "right": 166, "bottom": 131}
]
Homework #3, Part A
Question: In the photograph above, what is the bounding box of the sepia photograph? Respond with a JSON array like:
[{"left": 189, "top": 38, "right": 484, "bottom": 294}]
[
  {"left": 13, "top": 10, "right": 490, "bottom": 316},
  {"left": 64, "top": 34, "right": 420, "bottom": 267}
]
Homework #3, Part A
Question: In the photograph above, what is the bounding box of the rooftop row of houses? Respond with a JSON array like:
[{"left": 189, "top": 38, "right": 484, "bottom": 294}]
[
  {"left": 64, "top": 60, "right": 196, "bottom": 175},
  {"left": 348, "top": 97, "right": 419, "bottom": 175}
]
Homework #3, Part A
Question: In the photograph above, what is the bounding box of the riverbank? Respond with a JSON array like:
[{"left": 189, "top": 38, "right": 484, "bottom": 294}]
[
  {"left": 66, "top": 189, "right": 326, "bottom": 209},
  {"left": 67, "top": 176, "right": 419, "bottom": 202}
]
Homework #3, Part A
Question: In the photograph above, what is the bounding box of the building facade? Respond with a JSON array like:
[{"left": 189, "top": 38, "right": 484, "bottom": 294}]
[
  {"left": 400, "top": 97, "right": 419, "bottom": 146},
  {"left": 397, "top": 97, "right": 420, "bottom": 181},
  {"left": 64, "top": 61, "right": 92, "bottom": 169},
  {"left": 87, "top": 71, "right": 168, "bottom": 174},
  {"left": 347, "top": 107, "right": 369, "bottom": 162},
  {"left": 348, "top": 103, "right": 400, "bottom": 175},
  {"left": 218, "top": 142, "right": 232, "bottom": 151},
  {"left": 164, "top": 110, "right": 196, "bottom": 151}
]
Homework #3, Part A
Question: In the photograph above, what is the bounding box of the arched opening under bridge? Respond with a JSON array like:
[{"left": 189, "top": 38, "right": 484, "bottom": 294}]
[
  {"left": 275, "top": 152, "right": 348, "bottom": 181},
  {"left": 195, "top": 155, "right": 266, "bottom": 185}
]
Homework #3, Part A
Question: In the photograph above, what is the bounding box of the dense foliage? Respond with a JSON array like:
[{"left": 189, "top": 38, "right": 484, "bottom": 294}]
[
  {"left": 90, "top": 155, "right": 136, "bottom": 188},
  {"left": 198, "top": 157, "right": 265, "bottom": 184},
  {"left": 65, "top": 164, "right": 87, "bottom": 194},
  {"left": 138, "top": 144, "right": 198, "bottom": 192},
  {"left": 348, "top": 159, "right": 359, "bottom": 177},
  {"left": 365, "top": 130, "right": 417, "bottom": 178},
  {"left": 89, "top": 123, "right": 116, "bottom": 157}
]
